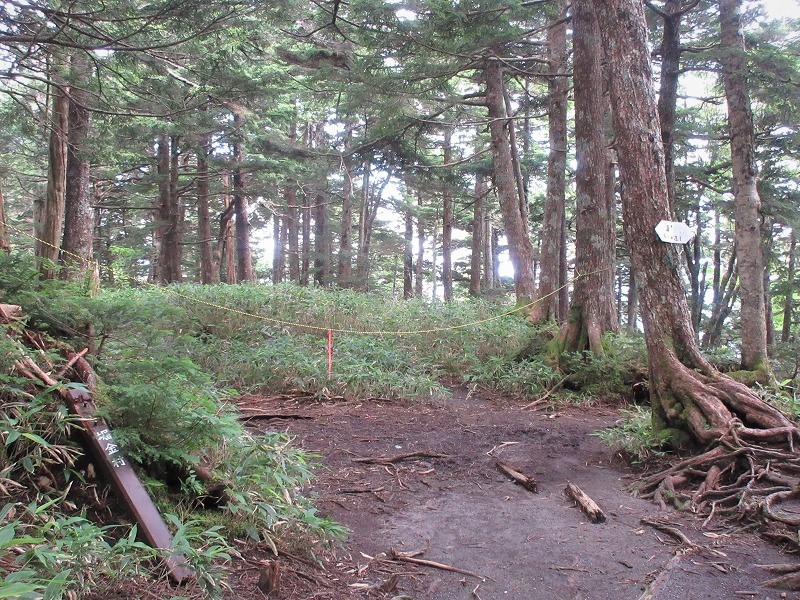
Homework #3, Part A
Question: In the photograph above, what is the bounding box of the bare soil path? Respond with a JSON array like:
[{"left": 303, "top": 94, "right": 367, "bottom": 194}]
[{"left": 232, "top": 389, "right": 800, "bottom": 600}]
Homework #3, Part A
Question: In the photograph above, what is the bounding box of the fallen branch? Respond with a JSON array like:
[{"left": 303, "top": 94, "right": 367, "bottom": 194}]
[
  {"left": 388, "top": 548, "right": 484, "bottom": 580},
  {"left": 565, "top": 483, "right": 606, "bottom": 523},
  {"left": 353, "top": 451, "right": 451, "bottom": 465},
  {"left": 55, "top": 348, "right": 89, "bottom": 379},
  {"left": 495, "top": 460, "right": 538, "bottom": 493},
  {"left": 640, "top": 518, "right": 696, "bottom": 547},
  {"left": 522, "top": 374, "right": 569, "bottom": 410}
]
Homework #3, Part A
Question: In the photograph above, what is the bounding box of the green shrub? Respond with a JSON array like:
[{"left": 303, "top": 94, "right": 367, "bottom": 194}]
[{"left": 592, "top": 405, "right": 668, "bottom": 463}]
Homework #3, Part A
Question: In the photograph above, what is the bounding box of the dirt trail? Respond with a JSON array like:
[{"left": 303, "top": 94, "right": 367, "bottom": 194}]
[{"left": 241, "top": 389, "right": 799, "bottom": 600}]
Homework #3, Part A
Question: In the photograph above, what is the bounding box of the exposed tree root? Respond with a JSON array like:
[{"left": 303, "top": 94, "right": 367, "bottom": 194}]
[{"left": 635, "top": 434, "right": 800, "bottom": 588}]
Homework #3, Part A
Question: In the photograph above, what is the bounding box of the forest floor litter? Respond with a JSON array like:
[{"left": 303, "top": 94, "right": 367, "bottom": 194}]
[{"left": 221, "top": 388, "right": 800, "bottom": 599}]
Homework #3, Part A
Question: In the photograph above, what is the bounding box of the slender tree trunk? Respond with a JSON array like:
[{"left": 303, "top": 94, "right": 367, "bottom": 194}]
[
  {"left": 301, "top": 191, "right": 311, "bottom": 286},
  {"left": 355, "top": 156, "right": 372, "bottom": 290},
  {"left": 272, "top": 212, "right": 285, "bottom": 284},
  {"left": 339, "top": 152, "right": 354, "bottom": 286},
  {"left": 469, "top": 175, "right": 485, "bottom": 297},
  {"left": 314, "top": 190, "right": 330, "bottom": 286},
  {"left": 286, "top": 184, "right": 300, "bottom": 282},
  {"left": 152, "top": 136, "right": 170, "bottom": 283},
  {"left": 404, "top": 204, "right": 414, "bottom": 299},
  {"left": 531, "top": 0, "right": 568, "bottom": 323},
  {"left": 415, "top": 200, "right": 424, "bottom": 298},
  {"left": 702, "top": 251, "right": 738, "bottom": 349},
  {"left": 627, "top": 266, "right": 639, "bottom": 331},
  {"left": 217, "top": 174, "right": 237, "bottom": 284},
  {"left": 60, "top": 59, "right": 94, "bottom": 283},
  {"left": 37, "top": 62, "right": 68, "bottom": 279},
  {"left": 654, "top": 0, "right": 690, "bottom": 211},
  {"left": 232, "top": 111, "right": 255, "bottom": 283},
  {"left": 592, "top": 0, "right": 794, "bottom": 445},
  {"left": 485, "top": 56, "right": 537, "bottom": 303},
  {"left": 719, "top": 0, "right": 769, "bottom": 375},
  {"left": 160, "top": 135, "right": 183, "bottom": 283},
  {"left": 557, "top": 0, "right": 619, "bottom": 355},
  {"left": 0, "top": 183, "right": 10, "bottom": 253},
  {"left": 442, "top": 127, "right": 454, "bottom": 301},
  {"left": 197, "top": 134, "right": 217, "bottom": 284},
  {"left": 782, "top": 229, "right": 796, "bottom": 343}
]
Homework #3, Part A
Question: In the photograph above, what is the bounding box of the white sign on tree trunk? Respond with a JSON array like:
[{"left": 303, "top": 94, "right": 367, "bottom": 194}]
[{"left": 655, "top": 220, "right": 695, "bottom": 244}]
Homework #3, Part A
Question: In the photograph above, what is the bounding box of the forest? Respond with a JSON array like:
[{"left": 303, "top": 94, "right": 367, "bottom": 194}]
[{"left": 0, "top": 0, "right": 799, "bottom": 598}]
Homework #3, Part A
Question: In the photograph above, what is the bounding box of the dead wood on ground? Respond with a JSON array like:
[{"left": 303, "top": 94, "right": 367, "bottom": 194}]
[
  {"left": 352, "top": 451, "right": 452, "bottom": 465},
  {"left": 495, "top": 460, "right": 538, "bottom": 493},
  {"left": 565, "top": 482, "right": 606, "bottom": 523}
]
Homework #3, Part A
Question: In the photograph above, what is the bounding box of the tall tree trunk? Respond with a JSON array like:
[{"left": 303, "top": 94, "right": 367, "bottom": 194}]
[
  {"left": 653, "top": 0, "right": 694, "bottom": 211},
  {"left": 158, "top": 135, "right": 183, "bottom": 283},
  {"left": 232, "top": 111, "right": 255, "bottom": 283},
  {"left": 531, "top": 0, "right": 568, "bottom": 323},
  {"left": 557, "top": 0, "right": 619, "bottom": 355},
  {"left": 415, "top": 199, "right": 424, "bottom": 298},
  {"left": 314, "top": 190, "right": 330, "bottom": 286},
  {"left": 0, "top": 183, "right": 10, "bottom": 253},
  {"left": 355, "top": 155, "right": 372, "bottom": 290},
  {"left": 469, "top": 175, "right": 485, "bottom": 297},
  {"left": 301, "top": 190, "right": 311, "bottom": 286},
  {"left": 60, "top": 59, "right": 94, "bottom": 283},
  {"left": 217, "top": 174, "right": 236, "bottom": 284},
  {"left": 404, "top": 203, "right": 414, "bottom": 299},
  {"left": 152, "top": 136, "right": 170, "bottom": 283},
  {"left": 782, "top": 228, "right": 796, "bottom": 343},
  {"left": 339, "top": 150, "right": 354, "bottom": 286},
  {"left": 719, "top": 0, "right": 769, "bottom": 376},
  {"left": 37, "top": 62, "right": 68, "bottom": 279},
  {"left": 627, "top": 266, "right": 639, "bottom": 332},
  {"left": 591, "top": 0, "right": 794, "bottom": 445},
  {"left": 442, "top": 127, "right": 454, "bottom": 301},
  {"left": 485, "top": 56, "right": 537, "bottom": 304},
  {"left": 272, "top": 212, "right": 285, "bottom": 284},
  {"left": 702, "top": 251, "right": 738, "bottom": 349},
  {"left": 286, "top": 184, "right": 300, "bottom": 282},
  {"left": 197, "top": 134, "right": 217, "bottom": 284}
]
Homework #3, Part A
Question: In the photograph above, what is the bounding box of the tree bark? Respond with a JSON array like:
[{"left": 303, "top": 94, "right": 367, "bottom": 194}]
[
  {"left": 591, "top": 0, "right": 796, "bottom": 446},
  {"left": 415, "top": 197, "right": 424, "bottom": 298},
  {"left": 232, "top": 111, "right": 255, "bottom": 283},
  {"left": 531, "top": 0, "right": 568, "bottom": 323},
  {"left": 485, "top": 56, "right": 537, "bottom": 304},
  {"left": 442, "top": 127, "right": 454, "bottom": 302},
  {"left": 301, "top": 189, "right": 311, "bottom": 286},
  {"left": 60, "top": 58, "right": 94, "bottom": 283},
  {"left": 197, "top": 133, "right": 217, "bottom": 284},
  {"left": 719, "top": 0, "right": 769, "bottom": 375},
  {"left": 37, "top": 61, "right": 68, "bottom": 279},
  {"left": 159, "top": 135, "right": 183, "bottom": 283},
  {"left": 558, "top": 0, "right": 619, "bottom": 355}
]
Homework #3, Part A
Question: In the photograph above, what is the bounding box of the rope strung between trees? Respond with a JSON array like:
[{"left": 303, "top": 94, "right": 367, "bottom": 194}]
[{"left": 0, "top": 219, "right": 599, "bottom": 336}]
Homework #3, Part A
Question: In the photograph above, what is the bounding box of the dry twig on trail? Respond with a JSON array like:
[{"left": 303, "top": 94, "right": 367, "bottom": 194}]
[
  {"left": 387, "top": 548, "right": 484, "bottom": 580},
  {"left": 522, "top": 374, "right": 569, "bottom": 410},
  {"left": 352, "top": 451, "right": 452, "bottom": 465},
  {"left": 565, "top": 483, "right": 606, "bottom": 523},
  {"left": 495, "top": 460, "right": 538, "bottom": 493}
]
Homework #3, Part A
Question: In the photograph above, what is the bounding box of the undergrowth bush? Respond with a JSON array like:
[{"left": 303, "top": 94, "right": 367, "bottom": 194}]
[
  {"left": 560, "top": 333, "right": 647, "bottom": 397},
  {"left": 592, "top": 405, "right": 669, "bottom": 463}
]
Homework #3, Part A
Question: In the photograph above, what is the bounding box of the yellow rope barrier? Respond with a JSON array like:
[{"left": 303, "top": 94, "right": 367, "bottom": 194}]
[{"left": 1, "top": 219, "right": 597, "bottom": 336}]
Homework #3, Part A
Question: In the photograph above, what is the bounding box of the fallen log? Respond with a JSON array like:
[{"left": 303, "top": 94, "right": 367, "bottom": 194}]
[
  {"left": 495, "top": 460, "right": 538, "bottom": 493},
  {"left": 0, "top": 304, "right": 22, "bottom": 323},
  {"left": 565, "top": 483, "right": 606, "bottom": 523}
]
